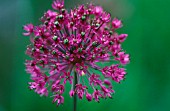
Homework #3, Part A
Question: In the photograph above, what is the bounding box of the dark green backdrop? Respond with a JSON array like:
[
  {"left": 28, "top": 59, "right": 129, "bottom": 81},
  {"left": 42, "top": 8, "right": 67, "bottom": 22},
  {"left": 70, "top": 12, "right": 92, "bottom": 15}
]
[{"left": 0, "top": 0, "right": 170, "bottom": 111}]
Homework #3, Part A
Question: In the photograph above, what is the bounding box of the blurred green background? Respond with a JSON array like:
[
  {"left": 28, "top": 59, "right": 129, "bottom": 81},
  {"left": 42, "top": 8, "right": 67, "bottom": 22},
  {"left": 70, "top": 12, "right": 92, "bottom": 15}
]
[{"left": 0, "top": 0, "right": 170, "bottom": 111}]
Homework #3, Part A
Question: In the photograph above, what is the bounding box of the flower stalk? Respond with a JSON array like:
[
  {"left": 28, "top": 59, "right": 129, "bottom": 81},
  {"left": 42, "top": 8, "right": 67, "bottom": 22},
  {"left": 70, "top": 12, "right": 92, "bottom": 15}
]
[{"left": 74, "top": 71, "right": 77, "bottom": 111}]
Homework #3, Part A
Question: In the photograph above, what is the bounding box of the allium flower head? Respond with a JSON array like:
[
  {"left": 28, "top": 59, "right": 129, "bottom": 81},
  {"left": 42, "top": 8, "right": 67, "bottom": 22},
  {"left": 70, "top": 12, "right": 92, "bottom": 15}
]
[{"left": 23, "top": 0, "right": 130, "bottom": 106}]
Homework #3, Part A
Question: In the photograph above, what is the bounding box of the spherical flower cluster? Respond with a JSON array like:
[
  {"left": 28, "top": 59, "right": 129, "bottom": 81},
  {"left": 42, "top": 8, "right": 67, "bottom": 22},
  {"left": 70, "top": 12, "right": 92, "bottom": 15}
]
[{"left": 23, "top": 0, "right": 130, "bottom": 106}]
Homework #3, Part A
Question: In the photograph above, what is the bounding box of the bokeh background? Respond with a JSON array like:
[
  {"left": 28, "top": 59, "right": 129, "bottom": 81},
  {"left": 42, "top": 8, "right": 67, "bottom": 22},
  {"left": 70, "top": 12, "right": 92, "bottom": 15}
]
[{"left": 0, "top": 0, "right": 170, "bottom": 111}]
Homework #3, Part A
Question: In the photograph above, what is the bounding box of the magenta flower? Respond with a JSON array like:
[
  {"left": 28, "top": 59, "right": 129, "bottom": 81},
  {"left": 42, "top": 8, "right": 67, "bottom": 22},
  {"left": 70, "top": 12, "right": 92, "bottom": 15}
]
[
  {"left": 23, "top": 0, "right": 130, "bottom": 107},
  {"left": 112, "top": 18, "right": 123, "bottom": 29},
  {"left": 23, "top": 24, "right": 34, "bottom": 36}
]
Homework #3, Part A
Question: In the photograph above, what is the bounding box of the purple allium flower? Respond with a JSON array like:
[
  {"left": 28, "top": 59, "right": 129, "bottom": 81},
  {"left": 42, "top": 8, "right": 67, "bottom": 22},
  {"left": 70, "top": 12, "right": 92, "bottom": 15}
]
[
  {"left": 112, "top": 18, "right": 123, "bottom": 29},
  {"left": 23, "top": 24, "right": 34, "bottom": 36},
  {"left": 23, "top": 0, "right": 130, "bottom": 106}
]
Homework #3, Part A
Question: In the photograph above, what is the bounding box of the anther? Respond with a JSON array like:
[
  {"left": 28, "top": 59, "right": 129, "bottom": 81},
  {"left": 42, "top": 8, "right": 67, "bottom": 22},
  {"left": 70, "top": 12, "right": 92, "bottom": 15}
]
[
  {"left": 92, "top": 41, "right": 98, "bottom": 47},
  {"left": 109, "top": 31, "right": 113, "bottom": 35},
  {"left": 65, "top": 55, "right": 69, "bottom": 60},
  {"left": 81, "top": 32, "right": 85, "bottom": 37},
  {"left": 52, "top": 50, "right": 57, "bottom": 55},
  {"left": 64, "top": 39, "right": 69, "bottom": 44},
  {"left": 38, "top": 60, "right": 44, "bottom": 64},
  {"left": 70, "top": 22, "right": 74, "bottom": 26},
  {"left": 54, "top": 65, "right": 57, "bottom": 69},
  {"left": 95, "top": 23, "right": 100, "bottom": 28},
  {"left": 109, "top": 41, "right": 114, "bottom": 45},
  {"left": 34, "top": 37, "right": 39, "bottom": 41},
  {"left": 61, "top": 8, "right": 65, "bottom": 13},
  {"left": 81, "top": 15, "right": 86, "bottom": 21},
  {"left": 55, "top": 21, "right": 60, "bottom": 26},
  {"left": 53, "top": 36, "right": 58, "bottom": 41},
  {"left": 92, "top": 55, "right": 96, "bottom": 59},
  {"left": 74, "top": 13, "right": 77, "bottom": 18},
  {"left": 47, "top": 17, "right": 50, "bottom": 21},
  {"left": 78, "top": 48, "right": 82, "bottom": 53},
  {"left": 104, "top": 27, "right": 109, "bottom": 30},
  {"left": 88, "top": 9, "right": 92, "bottom": 13},
  {"left": 80, "top": 66, "right": 83, "bottom": 70},
  {"left": 59, "top": 15, "right": 64, "bottom": 19},
  {"left": 44, "top": 21, "right": 48, "bottom": 25},
  {"left": 32, "top": 48, "right": 36, "bottom": 52},
  {"left": 40, "top": 46, "right": 45, "bottom": 51}
]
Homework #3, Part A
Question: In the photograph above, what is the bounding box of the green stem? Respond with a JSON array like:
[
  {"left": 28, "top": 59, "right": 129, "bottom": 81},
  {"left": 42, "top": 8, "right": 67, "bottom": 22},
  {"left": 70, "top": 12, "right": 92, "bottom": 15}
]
[{"left": 73, "top": 71, "right": 77, "bottom": 111}]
